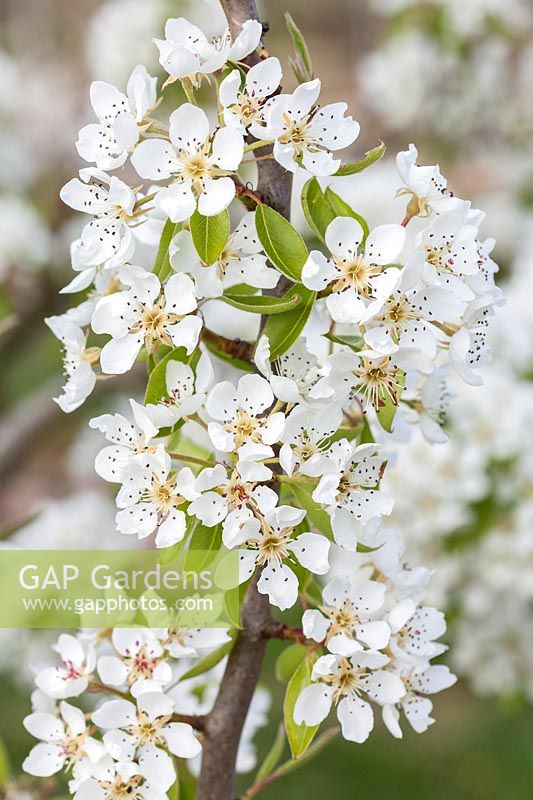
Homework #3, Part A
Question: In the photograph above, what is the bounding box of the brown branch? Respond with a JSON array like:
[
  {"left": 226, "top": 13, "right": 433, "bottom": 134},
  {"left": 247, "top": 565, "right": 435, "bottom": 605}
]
[
  {"left": 196, "top": 7, "right": 294, "bottom": 797},
  {"left": 201, "top": 328, "right": 254, "bottom": 364},
  {"left": 173, "top": 713, "right": 208, "bottom": 732},
  {"left": 196, "top": 572, "right": 272, "bottom": 800},
  {"left": 261, "top": 620, "right": 308, "bottom": 646}
]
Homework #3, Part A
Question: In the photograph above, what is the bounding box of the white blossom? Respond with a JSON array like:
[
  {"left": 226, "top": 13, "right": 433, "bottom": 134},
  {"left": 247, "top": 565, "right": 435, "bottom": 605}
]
[
  {"left": 115, "top": 446, "right": 198, "bottom": 548},
  {"left": 89, "top": 398, "right": 160, "bottom": 482},
  {"left": 23, "top": 701, "right": 104, "bottom": 784},
  {"left": 131, "top": 104, "right": 244, "bottom": 219},
  {"left": 154, "top": 17, "right": 262, "bottom": 83},
  {"left": 303, "top": 575, "right": 391, "bottom": 653},
  {"left": 251, "top": 78, "right": 360, "bottom": 176},
  {"left": 313, "top": 440, "right": 393, "bottom": 548},
  {"left": 145, "top": 351, "right": 214, "bottom": 428},
  {"left": 206, "top": 374, "right": 285, "bottom": 452},
  {"left": 91, "top": 268, "right": 201, "bottom": 374},
  {"left": 92, "top": 692, "right": 201, "bottom": 762},
  {"left": 97, "top": 629, "right": 172, "bottom": 690},
  {"left": 219, "top": 57, "right": 282, "bottom": 133},
  {"left": 45, "top": 316, "right": 98, "bottom": 413},
  {"left": 60, "top": 168, "right": 137, "bottom": 269},
  {"left": 35, "top": 635, "right": 96, "bottom": 699},
  {"left": 294, "top": 651, "right": 405, "bottom": 743},
  {"left": 302, "top": 215, "right": 406, "bottom": 323},
  {"left": 224, "top": 493, "right": 330, "bottom": 610},
  {"left": 77, "top": 65, "right": 157, "bottom": 170}
]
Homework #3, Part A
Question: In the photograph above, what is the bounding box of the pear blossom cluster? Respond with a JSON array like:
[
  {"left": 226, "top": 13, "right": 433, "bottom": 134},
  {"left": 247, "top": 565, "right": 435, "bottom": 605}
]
[
  {"left": 30, "top": 7, "right": 504, "bottom": 796},
  {"left": 22, "top": 628, "right": 268, "bottom": 796},
  {"left": 294, "top": 536, "right": 456, "bottom": 741}
]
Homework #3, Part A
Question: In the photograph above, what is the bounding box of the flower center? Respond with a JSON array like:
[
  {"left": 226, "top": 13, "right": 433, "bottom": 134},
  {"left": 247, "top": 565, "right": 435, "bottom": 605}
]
[
  {"left": 279, "top": 112, "right": 313, "bottom": 151},
  {"left": 123, "top": 645, "right": 159, "bottom": 685},
  {"left": 60, "top": 730, "right": 89, "bottom": 766},
  {"left": 218, "top": 246, "right": 239, "bottom": 274},
  {"left": 223, "top": 471, "right": 255, "bottom": 509},
  {"left": 225, "top": 410, "right": 262, "bottom": 447},
  {"left": 145, "top": 476, "right": 183, "bottom": 514},
  {"left": 424, "top": 243, "right": 456, "bottom": 273},
  {"left": 180, "top": 151, "right": 212, "bottom": 191},
  {"left": 127, "top": 709, "right": 171, "bottom": 747},
  {"left": 332, "top": 254, "right": 380, "bottom": 294},
  {"left": 322, "top": 658, "right": 362, "bottom": 702},
  {"left": 253, "top": 525, "right": 293, "bottom": 565},
  {"left": 322, "top": 599, "right": 359, "bottom": 639},
  {"left": 60, "top": 660, "right": 83, "bottom": 681},
  {"left": 350, "top": 357, "right": 402, "bottom": 409},
  {"left": 379, "top": 295, "right": 417, "bottom": 338},
  {"left": 131, "top": 297, "right": 182, "bottom": 351},
  {"left": 235, "top": 93, "right": 262, "bottom": 124},
  {"left": 101, "top": 774, "right": 144, "bottom": 800}
]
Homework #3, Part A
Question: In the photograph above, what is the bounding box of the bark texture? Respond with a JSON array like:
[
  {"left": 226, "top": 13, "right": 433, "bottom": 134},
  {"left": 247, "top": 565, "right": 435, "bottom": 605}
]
[{"left": 196, "top": 3, "right": 293, "bottom": 798}]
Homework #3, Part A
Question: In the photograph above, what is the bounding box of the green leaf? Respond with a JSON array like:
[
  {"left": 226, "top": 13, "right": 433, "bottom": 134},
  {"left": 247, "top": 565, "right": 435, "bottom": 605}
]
[
  {"left": 189, "top": 209, "right": 230, "bottom": 265},
  {"left": 334, "top": 141, "right": 386, "bottom": 176},
  {"left": 0, "top": 737, "right": 10, "bottom": 784},
  {"left": 262, "top": 285, "right": 315, "bottom": 360},
  {"left": 265, "top": 727, "right": 338, "bottom": 780},
  {"left": 275, "top": 643, "right": 308, "bottom": 683},
  {"left": 301, "top": 178, "right": 335, "bottom": 242},
  {"left": 255, "top": 205, "right": 308, "bottom": 282},
  {"left": 221, "top": 292, "right": 302, "bottom": 314},
  {"left": 324, "top": 188, "right": 370, "bottom": 242},
  {"left": 186, "top": 521, "right": 223, "bottom": 571},
  {"left": 144, "top": 347, "right": 190, "bottom": 406},
  {"left": 254, "top": 724, "right": 286, "bottom": 785},
  {"left": 167, "top": 773, "right": 180, "bottom": 800},
  {"left": 325, "top": 331, "right": 364, "bottom": 351},
  {"left": 153, "top": 219, "right": 179, "bottom": 280},
  {"left": 375, "top": 369, "right": 405, "bottom": 433},
  {"left": 178, "top": 633, "right": 236, "bottom": 682},
  {"left": 288, "top": 482, "right": 333, "bottom": 538},
  {"left": 285, "top": 13, "right": 314, "bottom": 83},
  {"left": 284, "top": 653, "right": 319, "bottom": 758}
]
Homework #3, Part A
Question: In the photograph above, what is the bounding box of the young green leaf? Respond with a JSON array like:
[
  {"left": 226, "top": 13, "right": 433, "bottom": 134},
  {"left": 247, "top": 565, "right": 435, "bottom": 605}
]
[
  {"left": 262, "top": 284, "right": 315, "bottom": 360},
  {"left": 376, "top": 369, "right": 405, "bottom": 433},
  {"left": 301, "top": 178, "right": 336, "bottom": 241},
  {"left": 153, "top": 218, "right": 179, "bottom": 280},
  {"left": 333, "top": 141, "right": 386, "bottom": 176},
  {"left": 189, "top": 209, "right": 230, "bottom": 265},
  {"left": 324, "top": 188, "right": 370, "bottom": 242},
  {"left": 221, "top": 292, "right": 302, "bottom": 314},
  {"left": 0, "top": 737, "right": 10, "bottom": 784},
  {"left": 285, "top": 12, "right": 314, "bottom": 83},
  {"left": 262, "top": 727, "right": 338, "bottom": 783},
  {"left": 167, "top": 773, "right": 180, "bottom": 800},
  {"left": 187, "top": 521, "right": 223, "bottom": 571},
  {"left": 288, "top": 482, "right": 333, "bottom": 538},
  {"left": 325, "top": 331, "right": 364, "bottom": 351},
  {"left": 275, "top": 643, "right": 308, "bottom": 683},
  {"left": 283, "top": 653, "right": 319, "bottom": 758},
  {"left": 177, "top": 633, "right": 236, "bottom": 682},
  {"left": 144, "top": 347, "right": 190, "bottom": 406},
  {"left": 253, "top": 724, "right": 286, "bottom": 785},
  {"left": 255, "top": 204, "right": 308, "bottom": 281}
]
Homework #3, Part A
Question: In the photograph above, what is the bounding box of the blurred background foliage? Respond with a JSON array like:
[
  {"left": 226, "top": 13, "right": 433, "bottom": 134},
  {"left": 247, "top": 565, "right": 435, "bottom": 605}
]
[{"left": 0, "top": 0, "right": 532, "bottom": 797}]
